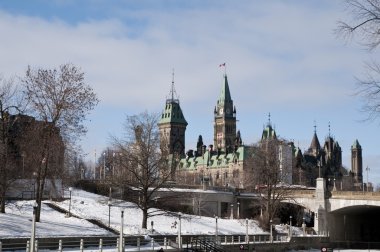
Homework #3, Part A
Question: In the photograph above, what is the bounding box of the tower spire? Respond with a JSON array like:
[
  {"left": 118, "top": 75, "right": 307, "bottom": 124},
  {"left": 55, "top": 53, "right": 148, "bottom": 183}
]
[
  {"left": 268, "top": 112, "right": 271, "bottom": 126},
  {"left": 328, "top": 121, "right": 331, "bottom": 137},
  {"left": 314, "top": 120, "right": 317, "bottom": 134},
  {"left": 171, "top": 69, "right": 175, "bottom": 101},
  {"left": 167, "top": 69, "right": 179, "bottom": 104},
  {"left": 158, "top": 70, "right": 188, "bottom": 156}
]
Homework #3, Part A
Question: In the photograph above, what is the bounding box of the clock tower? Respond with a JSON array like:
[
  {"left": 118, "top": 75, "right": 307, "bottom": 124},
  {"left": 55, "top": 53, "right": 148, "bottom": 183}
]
[
  {"left": 213, "top": 74, "right": 236, "bottom": 152},
  {"left": 158, "top": 74, "right": 187, "bottom": 157}
]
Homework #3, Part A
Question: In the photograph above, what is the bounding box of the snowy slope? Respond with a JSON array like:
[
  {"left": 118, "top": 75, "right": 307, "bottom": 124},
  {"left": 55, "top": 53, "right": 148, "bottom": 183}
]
[{"left": 1, "top": 188, "right": 266, "bottom": 238}]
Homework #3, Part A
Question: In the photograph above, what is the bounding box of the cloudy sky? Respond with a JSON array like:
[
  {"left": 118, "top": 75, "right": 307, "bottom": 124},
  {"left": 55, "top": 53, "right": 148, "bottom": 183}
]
[{"left": 1, "top": 0, "right": 379, "bottom": 184}]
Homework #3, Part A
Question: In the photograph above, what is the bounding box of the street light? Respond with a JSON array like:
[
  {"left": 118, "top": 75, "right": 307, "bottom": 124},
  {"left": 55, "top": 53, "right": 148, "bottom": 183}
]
[
  {"left": 237, "top": 202, "right": 240, "bottom": 219},
  {"left": 289, "top": 216, "right": 292, "bottom": 239},
  {"left": 103, "top": 152, "right": 106, "bottom": 180},
  {"left": 119, "top": 210, "right": 124, "bottom": 252},
  {"left": 108, "top": 200, "right": 112, "bottom": 227},
  {"left": 30, "top": 202, "right": 38, "bottom": 252},
  {"left": 178, "top": 213, "right": 182, "bottom": 249},
  {"left": 215, "top": 216, "right": 219, "bottom": 243},
  {"left": 230, "top": 204, "right": 234, "bottom": 219},
  {"left": 245, "top": 218, "right": 249, "bottom": 244},
  {"left": 68, "top": 187, "right": 72, "bottom": 217},
  {"left": 302, "top": 217, "right": 306, "bottom": 236},
  {"left": 270, "top": 219, "right": 273, "bottom": 243},
  {"left": 333, "top": 178, "right": 337, "bottom": 191}
]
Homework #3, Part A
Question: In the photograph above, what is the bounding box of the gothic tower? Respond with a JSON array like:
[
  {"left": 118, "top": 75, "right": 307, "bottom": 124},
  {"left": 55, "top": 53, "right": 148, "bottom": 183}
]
[
  {"left": 213, "top": 74, "right": 236, "bottom": 152},
  {"left": 351, "top": 139, "right": 363, "bottom": 184},
  {"left": 158, "top": 74, "right": 187, "bottom": 156}
]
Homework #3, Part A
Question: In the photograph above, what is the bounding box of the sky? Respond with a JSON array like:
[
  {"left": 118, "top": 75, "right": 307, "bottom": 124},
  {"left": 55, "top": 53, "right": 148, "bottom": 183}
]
[{"left": 0, "top": 1, "right": 379, "bottom": 185}]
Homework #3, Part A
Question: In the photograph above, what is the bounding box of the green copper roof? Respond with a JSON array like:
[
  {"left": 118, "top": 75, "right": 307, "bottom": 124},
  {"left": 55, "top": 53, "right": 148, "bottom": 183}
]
[
  {"left": 218, "top": 75, "right": 232, "bottom": 105},
  {"left": 352, "top": 139, "right": 361, "bottom": 149},
  {"left": 261, "top": 124, "right": 277, "bottom": 140},
  {"left": 178, "top": 146, "right": 251, "bottom": 170},
  {"left": 158, "top": 100, "right": 188, "bottom": 125}
]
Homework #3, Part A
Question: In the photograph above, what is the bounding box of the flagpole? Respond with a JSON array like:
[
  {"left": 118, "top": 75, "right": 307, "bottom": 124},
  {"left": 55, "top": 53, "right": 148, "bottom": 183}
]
[{"left": 219, "top": 63, "right": 226, "bottom": 76}]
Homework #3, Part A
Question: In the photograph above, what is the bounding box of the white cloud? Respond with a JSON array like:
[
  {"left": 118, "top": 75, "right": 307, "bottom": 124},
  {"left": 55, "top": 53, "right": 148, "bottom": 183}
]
[{"left": 0, "top": 1, "right": 378, "bottom": 181}]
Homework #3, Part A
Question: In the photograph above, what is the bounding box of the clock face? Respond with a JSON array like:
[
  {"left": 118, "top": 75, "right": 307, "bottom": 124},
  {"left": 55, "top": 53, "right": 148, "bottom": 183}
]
[
  {"left": 219, "top": 108, "right": 223, "bottom": 114},
  {"left": 226, "top": 108, "right": 230, "bottom": 114}
]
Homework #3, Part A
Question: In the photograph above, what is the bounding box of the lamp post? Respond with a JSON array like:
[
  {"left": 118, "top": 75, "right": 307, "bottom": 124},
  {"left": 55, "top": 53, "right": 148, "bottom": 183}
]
[
  {"left": 245, "top": 218, "right": 249, "bottom": 244},
  {"left": 68, "top": 187, "right": 72, "bottom": 217},
  {"left": 30, "top": 202, "right": 38, "bottom": 252},
  {"left": 289, "top": 216, "right": 292, "bottom": 239},
  {"left": 119, "top": 210, "right": 124, "bottom": 252},
  {"left": 230, "top": 204, "right": 234, "bottom": 219},
  {"left": 237, "top": 202, "right": 240, "bottom": 219},
  {"left": 108, "top": 200, "right": 111, "bottom": 227},
  {"left": 270, "top": 219, "right": 273, "bottom": 243},
  {"left": 112, "top": 152, "right": 116, "bottom": 177},
  {"left": 302, "top": 217, "right": 306, "bottom": 236},
  {"left": 103, "top": 152, "right": 106, "bottom": 180},
  {"left": 333, "top": 178, "right": 337, "bottom": 191},
  {"left": 178, "top": 213, "right": 182, "bottom": 249},
  {"left": 215, "top": 216, "right": 219, "bottom": 243}
]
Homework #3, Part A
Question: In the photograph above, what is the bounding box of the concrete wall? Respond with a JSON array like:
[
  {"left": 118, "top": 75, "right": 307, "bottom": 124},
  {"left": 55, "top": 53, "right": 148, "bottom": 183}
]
[{"left": 5, "top": 179, "right": 63, "bottom": 199}]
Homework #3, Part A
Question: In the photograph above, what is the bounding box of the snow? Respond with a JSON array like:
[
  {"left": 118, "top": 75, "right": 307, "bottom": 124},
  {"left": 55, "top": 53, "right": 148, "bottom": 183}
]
[
  {"left": 1, "top": 190, "right": 378, "bottom": 252},
  {"left": 1, "top": 188, "right": 265, "bottom": 238}
]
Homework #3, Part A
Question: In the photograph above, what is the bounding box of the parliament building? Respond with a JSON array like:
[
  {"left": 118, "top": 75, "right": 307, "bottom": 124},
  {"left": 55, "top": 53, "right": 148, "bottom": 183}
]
[{"left": 158, "top": 73, "right": 366, "bottom": 191}]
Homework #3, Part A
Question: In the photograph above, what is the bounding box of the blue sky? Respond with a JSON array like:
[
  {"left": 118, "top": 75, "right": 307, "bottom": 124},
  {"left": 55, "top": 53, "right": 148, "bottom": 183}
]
[{"left": 0, "top": 0, "right": 379, "bottom": 185}]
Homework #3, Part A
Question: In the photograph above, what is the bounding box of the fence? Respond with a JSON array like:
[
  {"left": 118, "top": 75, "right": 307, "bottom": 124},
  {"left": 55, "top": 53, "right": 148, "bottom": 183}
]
[
  {"left": 0, "top": 236, "right": 172, "bottom": 252},
  {"left": 0, "top": 234, "right": 285, "bottom": 252}
]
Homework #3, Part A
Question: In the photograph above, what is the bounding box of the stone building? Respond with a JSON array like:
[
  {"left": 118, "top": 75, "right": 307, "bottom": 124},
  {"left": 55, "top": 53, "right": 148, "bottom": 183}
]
[
  {"left": 158, "top": 72, "right": 364, "bottom": 191},
  {"left": 294, "top": 126, "right": 365, "bottom": 190},
  {"left": 3, "top": 113, "right": 65, "bottom": 199}
]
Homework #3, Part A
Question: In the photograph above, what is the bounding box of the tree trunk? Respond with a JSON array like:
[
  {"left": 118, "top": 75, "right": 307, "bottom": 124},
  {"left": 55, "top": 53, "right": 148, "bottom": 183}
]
[
  {"left": 0, "top": 187, "right": 5, "bottom": 213},
  {"left": 142, "top": 207, "right": 148, "bottom": 229},
  {"left": 35, "top": 125, "right": 53, "bottom": 222},
  {"left": 35, "top": 173, "right": 42, "bottom": 222}
]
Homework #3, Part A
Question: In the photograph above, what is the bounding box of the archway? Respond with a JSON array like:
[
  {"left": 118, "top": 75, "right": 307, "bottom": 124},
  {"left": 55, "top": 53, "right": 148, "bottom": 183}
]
[{"left": 329, "top": 205, "right": 380, "bottom": 242}]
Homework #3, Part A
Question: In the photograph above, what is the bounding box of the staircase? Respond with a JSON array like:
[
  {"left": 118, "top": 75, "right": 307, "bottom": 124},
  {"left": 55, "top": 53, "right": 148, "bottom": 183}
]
[{"left": 188, "top": 236, "right": 226, "bottom": 252}]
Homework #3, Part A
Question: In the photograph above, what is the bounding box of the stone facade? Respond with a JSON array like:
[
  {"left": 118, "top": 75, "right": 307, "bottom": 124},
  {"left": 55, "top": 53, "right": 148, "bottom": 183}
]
[{"left": 158, "top": 73, "right": 363, "bottom": 191}]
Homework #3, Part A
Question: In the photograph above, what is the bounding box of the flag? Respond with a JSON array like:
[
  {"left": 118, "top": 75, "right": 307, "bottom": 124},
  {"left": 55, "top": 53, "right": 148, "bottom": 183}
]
[{"left": 219, "top": 63, "right": 225, "bottom": 67}]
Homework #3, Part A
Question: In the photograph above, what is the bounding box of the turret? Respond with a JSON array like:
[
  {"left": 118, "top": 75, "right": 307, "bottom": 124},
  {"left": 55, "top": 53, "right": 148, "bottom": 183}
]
[
  {"left": 213, "top": 72, "right": 237, "bottom": 151},
  {"left": 158, "top": 72, "right": 188, "bottom": 156}
]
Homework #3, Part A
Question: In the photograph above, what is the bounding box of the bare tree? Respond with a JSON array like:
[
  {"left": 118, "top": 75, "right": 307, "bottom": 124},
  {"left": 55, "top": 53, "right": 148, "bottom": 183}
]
[
  {"left": 65, "top": 145, "right": 89, "bottom": 183},
  {"left": 22, "top": 64, "right": 99, "bottom": 221},
  {"left": 245, "top": 138, "right": 294, "bottom": 230},
  {"left": 0, "top": 77, "right": 23, "bottom": 213},
  {"left": 112, "top": 111, "right": 172, "bottom": 229},
  {"left": 337, "top": 0, "right": 380, "bottom": 121}
]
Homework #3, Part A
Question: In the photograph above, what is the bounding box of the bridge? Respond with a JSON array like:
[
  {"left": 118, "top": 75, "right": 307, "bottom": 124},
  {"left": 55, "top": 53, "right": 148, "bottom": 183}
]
[
  {"left": 287, "top": 178, "right": 380, "bottom": 242},
  {"left": 155, "top": 179, "right": 380, "bottom": 242}
]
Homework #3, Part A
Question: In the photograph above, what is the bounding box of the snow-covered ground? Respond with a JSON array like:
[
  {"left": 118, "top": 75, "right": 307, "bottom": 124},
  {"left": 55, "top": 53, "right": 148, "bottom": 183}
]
[
  {"left": 2, "top": 190, "right": 378, "bottom": 252},
  {"left": 1, "top": 188, "right": 268, "bottom": 238}
]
